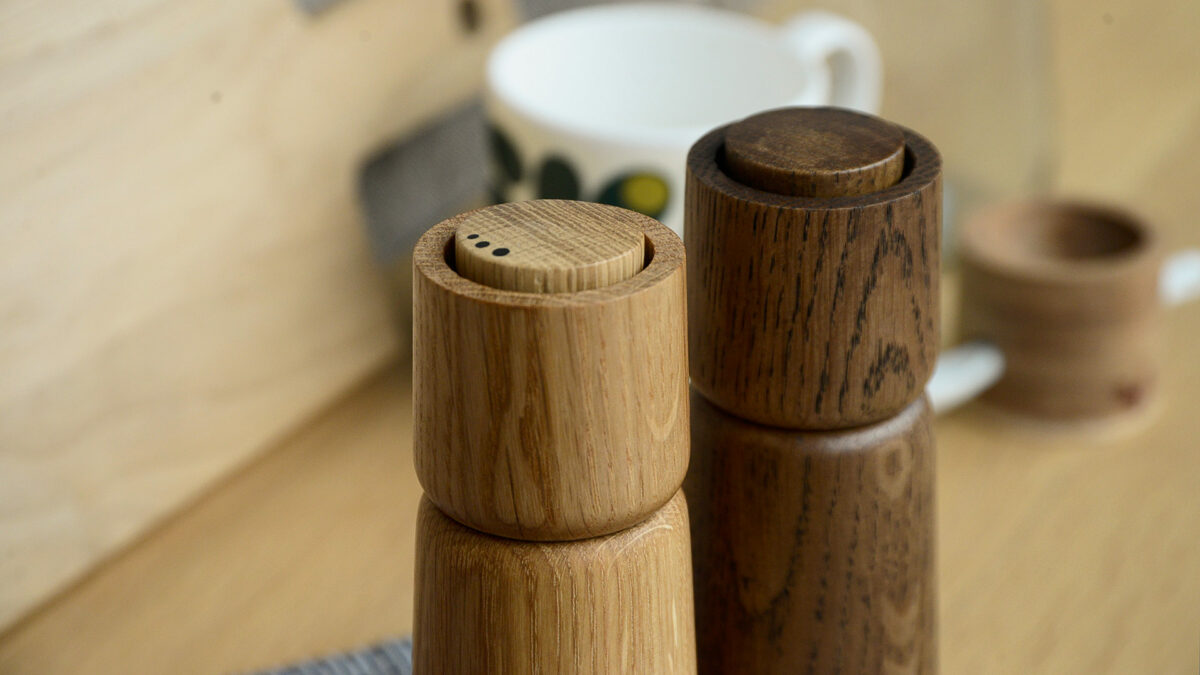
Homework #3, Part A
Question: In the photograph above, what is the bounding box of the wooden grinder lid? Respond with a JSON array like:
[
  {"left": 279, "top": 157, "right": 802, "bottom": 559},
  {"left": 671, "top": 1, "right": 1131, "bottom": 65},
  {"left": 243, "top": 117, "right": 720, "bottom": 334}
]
[
  {"left": 455, "top": 200, "right": 645, "bottom": 293},
  {"left": 685, "top": 107, "right": 942, "bottom": 430},
  {"left": 723, "top": 107, "right": 906, "bottom": 198}
]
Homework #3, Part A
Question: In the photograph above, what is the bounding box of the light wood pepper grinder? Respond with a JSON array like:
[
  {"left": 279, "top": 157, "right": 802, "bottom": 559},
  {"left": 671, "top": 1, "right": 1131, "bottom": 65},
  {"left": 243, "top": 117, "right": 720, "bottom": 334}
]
[
  {"left": 411, "top": 200, "right": 696, "bottom": 673},
  {"left": 684, "top": 108, "right": 942, "bottom": 674}
]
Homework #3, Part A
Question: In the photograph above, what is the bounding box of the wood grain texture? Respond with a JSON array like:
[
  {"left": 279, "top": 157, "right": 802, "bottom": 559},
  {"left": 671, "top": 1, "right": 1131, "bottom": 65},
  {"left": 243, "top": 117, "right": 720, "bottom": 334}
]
[
  {"left": 413, "top": 491, "right": 696, "bottom": 674},
  {"left": 960, "top": 201, "right": 1162, "bottom": 419},
  {"left": 0, "top": 0, "right": 517, "bottom": 631},
  {"left": 686, "top": 112, "right": 941, "bottom": 429},
  {"left": 724, "top": 107, "right": 906, "bottom": 198},
  {"left": 684, "top": 392, "right": 937, "bottom": 675},
  {"left": 413, "top": 201, "right": 689, "bottom": 540},
  {"left": 12, "top": 296, "right": 1200, "bottom": 675},
  {"left": 454, "top": 200, "right": 645, "bottom": 293},
  {"left": 5, "top": 1, "right": 1200, "bottom": 673},
  {"left": 0, "top": 370, "right": 423, "bottom": 675}
]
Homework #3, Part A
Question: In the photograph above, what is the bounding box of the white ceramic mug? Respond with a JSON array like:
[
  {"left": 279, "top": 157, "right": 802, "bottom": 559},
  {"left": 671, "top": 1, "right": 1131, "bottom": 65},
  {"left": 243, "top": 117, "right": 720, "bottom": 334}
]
[{"left": 485, "top": 3, "right": 882, "bottom": 235}]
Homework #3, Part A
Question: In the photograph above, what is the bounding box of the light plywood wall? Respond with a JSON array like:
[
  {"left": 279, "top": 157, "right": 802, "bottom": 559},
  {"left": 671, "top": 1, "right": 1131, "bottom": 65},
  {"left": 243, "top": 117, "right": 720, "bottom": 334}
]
[{"left": 0, "top": 0, "right": 516, "bottom": 631}]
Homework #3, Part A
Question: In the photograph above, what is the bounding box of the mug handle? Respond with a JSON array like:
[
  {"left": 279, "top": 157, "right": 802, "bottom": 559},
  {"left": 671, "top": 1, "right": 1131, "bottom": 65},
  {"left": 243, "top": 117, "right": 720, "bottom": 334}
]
[
  {"left": 781, "top": 10, "right": 882, "bottom": 113},
  {"left": 929, "top": 248, "right": 1200, "bottom": 413},
  {"left": 927, "top": 340, "right": 1006, "bottom": 414},
  {"left": 1160, "top": 248, "right": 1200, "bottom": 307}
]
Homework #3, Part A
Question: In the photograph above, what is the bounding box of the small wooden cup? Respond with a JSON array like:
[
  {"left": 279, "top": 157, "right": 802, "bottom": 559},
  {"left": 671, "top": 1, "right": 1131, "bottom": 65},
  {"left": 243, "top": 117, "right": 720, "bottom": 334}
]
[
  {"left": 412, "top": 201, "right": 689, "bottom": 541},
  {"left": 959, "top": 200, "right": 1163, "bottom": 420}
]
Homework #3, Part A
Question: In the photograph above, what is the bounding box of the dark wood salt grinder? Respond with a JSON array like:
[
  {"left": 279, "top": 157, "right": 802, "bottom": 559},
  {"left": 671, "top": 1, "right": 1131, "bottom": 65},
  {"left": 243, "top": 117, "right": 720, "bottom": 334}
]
[{"left": 684, "top": 107, "right": 942, "bottom": 674}]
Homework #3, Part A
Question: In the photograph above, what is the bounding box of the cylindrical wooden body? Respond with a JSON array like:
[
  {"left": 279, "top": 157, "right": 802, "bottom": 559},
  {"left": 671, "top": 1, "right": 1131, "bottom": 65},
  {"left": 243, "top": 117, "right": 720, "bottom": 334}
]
[
  {"left": 685, "top": 108, "right": 941, "bottom": 674},
  {"left": 412, "top": 208, "right": 689, "bottom": 540},
  {"left": 960, "top": 201, "right": 1162, "bottom": 419},
  {"left": 685, "top": 120, "right": 941, "bottom": 430},
  {"left": 413, "top": 491, "right": 697, "bottom": 674},
  {"left": 684, "top": 392, "right": 937, "bottom": 674}
]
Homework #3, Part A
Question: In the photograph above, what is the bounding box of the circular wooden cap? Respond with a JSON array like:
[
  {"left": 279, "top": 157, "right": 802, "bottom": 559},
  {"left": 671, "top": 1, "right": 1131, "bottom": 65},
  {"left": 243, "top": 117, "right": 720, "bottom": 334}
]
[
  {"left": 723, "top": 107, "right": 906, "bottom": 198},
  {"left": 686, "top": 110, "right": 942, "bottom": 429},
  {"left": 454, "top": 201, "right": 645, "bottom": 293}
]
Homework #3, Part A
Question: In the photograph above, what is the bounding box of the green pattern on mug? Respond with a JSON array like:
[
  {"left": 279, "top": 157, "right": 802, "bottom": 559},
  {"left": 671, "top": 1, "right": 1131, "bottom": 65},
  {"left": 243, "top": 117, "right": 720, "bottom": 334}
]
[
  {"left": 537, "top": 156, "right": 582, "bottom": 201},
  {"left": 487, "top": 123, "right": 671, "bottom": 220},
  {"left": 597, "top": 171, "right": 670, "bottom": 219},
  {"left": 488, "top": 124, "right": 522, "bottom": 185}
]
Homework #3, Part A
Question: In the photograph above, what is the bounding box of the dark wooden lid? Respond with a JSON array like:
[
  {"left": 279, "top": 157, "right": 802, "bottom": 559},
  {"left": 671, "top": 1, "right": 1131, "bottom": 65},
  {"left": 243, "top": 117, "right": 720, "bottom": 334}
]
[
  {"left": 723, "top": 107, "right": 905, "bottom": 198},
  {"left": 685, "top": 108, "right": 942, "bottom": 429}
]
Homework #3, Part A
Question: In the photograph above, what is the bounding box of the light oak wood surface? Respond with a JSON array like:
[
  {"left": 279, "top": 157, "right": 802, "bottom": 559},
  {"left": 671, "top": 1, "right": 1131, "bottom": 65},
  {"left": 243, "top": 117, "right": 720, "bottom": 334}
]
[
  {"left": 413, "top": 201, "right": 694, "bottom": 671},
  {"left": 3, "top": 289, "right": 1200, "bottom": 674},
  {"left": 414, "top": 492, "right": 696, "bottom": 674},
  {"left": 414, "top": 204, "right": 689, "bottom": 541},
  {"left": 0, "top": 0, "right": 516, "bottom": 632},
  {"left": 2, "top": 0, "right": 1199, "bottom": 673},
  {"left": 453, "top": 201, "right": 646, "bottom": 293},
  {"left": 414, "top": 202, "right": 694, "bottom": 671},
  {"left": 0, "top": 369, "right": 423, "bottom": 675}
]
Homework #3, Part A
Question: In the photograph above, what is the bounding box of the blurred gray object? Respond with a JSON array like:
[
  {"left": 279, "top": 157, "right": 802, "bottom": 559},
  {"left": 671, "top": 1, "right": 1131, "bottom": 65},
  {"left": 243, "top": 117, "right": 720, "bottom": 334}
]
[
  {"left": 355, "top": 0, "right": 768, "bottom": 264},
  {"left": 359, "top": 102, "right": 488, "bottom": 263},
  {"left": 297, "top": 0, "right": 761, "bottom": 19},
  {"left": 251, "top": 637, "right": 412, "bottom": 675},
  {"left": 518, "top": 0, "right": 616, "bottom": 18},
  {"left": 520, "top": 0, "right": 761, "bottom": 17},
  {"left": 293, "top": 0, "right": 348, "bottom": 15}
]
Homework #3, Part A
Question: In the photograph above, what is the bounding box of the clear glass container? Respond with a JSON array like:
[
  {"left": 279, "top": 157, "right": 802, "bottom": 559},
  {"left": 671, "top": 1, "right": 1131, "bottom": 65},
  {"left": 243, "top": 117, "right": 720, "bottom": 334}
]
[{"left": 760, "top": 0, "right": 1055, "bottom": 260}]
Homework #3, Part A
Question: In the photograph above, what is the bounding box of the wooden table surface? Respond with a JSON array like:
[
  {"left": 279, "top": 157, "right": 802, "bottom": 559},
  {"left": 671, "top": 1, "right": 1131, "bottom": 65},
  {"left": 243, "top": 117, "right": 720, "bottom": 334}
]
[
  {"left": 3, "top": 306, "right": 1199, "bottom": 674},
  {"left": 3, "top": 0, "right": 1199, "bottom": 673}
]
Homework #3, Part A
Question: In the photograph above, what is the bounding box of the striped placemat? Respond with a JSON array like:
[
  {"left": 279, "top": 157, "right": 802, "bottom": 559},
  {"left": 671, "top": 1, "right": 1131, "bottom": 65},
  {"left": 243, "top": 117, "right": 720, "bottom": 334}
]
[{"left": 251, "top": 637, "right": 411, "bottom": 675}]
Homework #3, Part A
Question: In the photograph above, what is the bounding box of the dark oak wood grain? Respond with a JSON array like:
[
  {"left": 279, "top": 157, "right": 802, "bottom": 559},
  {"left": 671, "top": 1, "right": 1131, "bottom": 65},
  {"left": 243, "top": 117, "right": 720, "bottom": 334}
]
[
  {"left": 686, "top": 110, "right": 942, "bottom": 429},
  {"left": 684, "top": 392, "right": 937, "bottom": 675},
  {"left": 724, "top": 107, "right": 906, "bottom": 198},
  {"left": 686, "top": 108, "right": 941, "bottom": 673}
]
